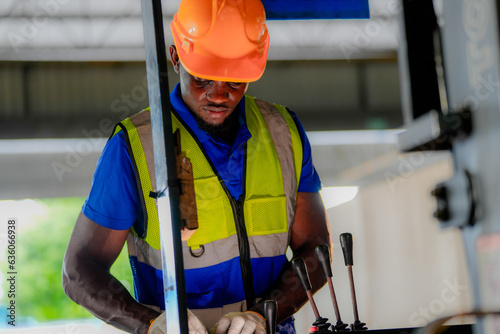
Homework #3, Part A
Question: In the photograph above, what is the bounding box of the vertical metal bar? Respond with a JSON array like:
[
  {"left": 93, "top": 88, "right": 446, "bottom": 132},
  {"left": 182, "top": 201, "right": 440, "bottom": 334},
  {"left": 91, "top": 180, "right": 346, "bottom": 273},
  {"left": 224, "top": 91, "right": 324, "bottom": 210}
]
[
  {"left": 140, "top": 1, "right": 188, "bottom": 334},
  {"left": 398, "top": 0, "right": 442, "bottom": 122},
  {"left": 347, "top": 266, "right": 359, "bottom": 322},
  {"left": 326, "top": 278, "right": 342, "bottom": 322}
]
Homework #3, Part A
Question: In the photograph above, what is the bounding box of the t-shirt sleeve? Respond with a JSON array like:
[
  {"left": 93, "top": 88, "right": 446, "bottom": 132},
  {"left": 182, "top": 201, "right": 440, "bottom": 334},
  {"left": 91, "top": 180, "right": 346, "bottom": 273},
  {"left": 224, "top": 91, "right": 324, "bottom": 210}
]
[
  {"left": 288, "top": 109, "right": 322, "bottom": 193},
  {"left": 82, "top": 131, "right": 141, "bottom": 230}
]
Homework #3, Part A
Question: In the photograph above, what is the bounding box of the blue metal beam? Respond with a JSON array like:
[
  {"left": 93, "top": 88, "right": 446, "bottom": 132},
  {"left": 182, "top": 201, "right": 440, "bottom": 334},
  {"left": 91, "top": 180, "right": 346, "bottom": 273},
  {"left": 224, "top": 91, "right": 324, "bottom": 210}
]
[{"left": 262, "top": 0, "right": 370, "bottom": 20}]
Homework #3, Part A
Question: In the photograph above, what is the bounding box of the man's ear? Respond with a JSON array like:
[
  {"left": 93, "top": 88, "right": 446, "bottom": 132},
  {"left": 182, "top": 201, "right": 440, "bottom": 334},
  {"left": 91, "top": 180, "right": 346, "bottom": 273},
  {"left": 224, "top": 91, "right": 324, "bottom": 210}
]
[{"left": 169, "top": 45, "right": 180, "bottom": 74}]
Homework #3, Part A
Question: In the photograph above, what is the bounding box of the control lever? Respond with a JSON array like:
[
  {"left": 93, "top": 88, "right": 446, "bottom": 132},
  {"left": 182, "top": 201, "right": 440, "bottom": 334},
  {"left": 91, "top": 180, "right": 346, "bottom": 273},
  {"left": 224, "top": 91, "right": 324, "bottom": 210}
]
[
  {"left": 340, "top": 233, "right": 367, "bottom": 331},
  {"left": 264, "top": 300, "right": 277, "bottom": 334},
  {"left": 315, "top": 244, "right": 349, "bottom": 332},
  {"left": 291, "top": 257, "right": 332, "bottom": 333}
]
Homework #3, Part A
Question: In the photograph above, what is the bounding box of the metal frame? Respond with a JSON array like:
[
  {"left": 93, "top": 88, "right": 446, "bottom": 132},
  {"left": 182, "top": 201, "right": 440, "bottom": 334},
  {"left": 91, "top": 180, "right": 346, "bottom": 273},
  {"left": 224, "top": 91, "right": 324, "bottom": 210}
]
[{"left": 140, "top": 1, "right": 187, "bottom": 333}]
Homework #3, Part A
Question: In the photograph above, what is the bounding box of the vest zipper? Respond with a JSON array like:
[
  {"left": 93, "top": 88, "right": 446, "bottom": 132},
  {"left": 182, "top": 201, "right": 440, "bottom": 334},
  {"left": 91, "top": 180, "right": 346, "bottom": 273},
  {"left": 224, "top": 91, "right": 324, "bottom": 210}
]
[
  {"left": 231, "top": 144, "right": 256, "bottom": 309},
  {"left": 172, "top": 111, "right": 257, "bottom": 309}
]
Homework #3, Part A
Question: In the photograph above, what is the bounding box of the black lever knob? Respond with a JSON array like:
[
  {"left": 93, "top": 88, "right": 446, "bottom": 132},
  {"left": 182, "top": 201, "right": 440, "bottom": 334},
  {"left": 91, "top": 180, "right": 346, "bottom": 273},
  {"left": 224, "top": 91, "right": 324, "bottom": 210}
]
[
  {"left": 291, "top": 257, "right": 311, "bottom": 291},
  {"left": 264, "top": 300, "right": 277, "bottom": 334},
  {"left": 340, "top": 233, "right": 354, "bottom": 266},
  {"left": 315, "top": 244, "right": 332, "bottom": 278}
]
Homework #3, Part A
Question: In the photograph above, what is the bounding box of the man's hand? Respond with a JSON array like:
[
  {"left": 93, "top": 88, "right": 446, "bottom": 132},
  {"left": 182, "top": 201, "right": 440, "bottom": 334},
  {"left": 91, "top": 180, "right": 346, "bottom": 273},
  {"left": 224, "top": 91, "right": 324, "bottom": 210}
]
[
  {"left": 149, "top": 309, "right": 208, "bottom": 334},
  {"left": 210, "top": 311, "right": 266, "bottom": 334}
]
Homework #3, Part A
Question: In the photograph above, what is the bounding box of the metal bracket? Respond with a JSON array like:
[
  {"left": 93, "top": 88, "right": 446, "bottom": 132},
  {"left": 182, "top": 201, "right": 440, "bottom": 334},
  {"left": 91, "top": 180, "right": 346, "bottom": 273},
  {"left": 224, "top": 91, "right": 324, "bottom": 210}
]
[
  {"left": 431, "top": 169, "right": 481, "bottom": 228},
  {"left": 398, "top": 106, "right": 473, "bottom": 152}
]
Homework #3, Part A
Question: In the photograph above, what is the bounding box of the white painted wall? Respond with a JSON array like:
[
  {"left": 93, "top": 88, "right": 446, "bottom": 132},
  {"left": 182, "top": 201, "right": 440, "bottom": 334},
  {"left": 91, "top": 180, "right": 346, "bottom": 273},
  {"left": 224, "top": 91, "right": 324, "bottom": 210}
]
[{"left": 294, "top": 154, "right": 473, "bottom": 332}]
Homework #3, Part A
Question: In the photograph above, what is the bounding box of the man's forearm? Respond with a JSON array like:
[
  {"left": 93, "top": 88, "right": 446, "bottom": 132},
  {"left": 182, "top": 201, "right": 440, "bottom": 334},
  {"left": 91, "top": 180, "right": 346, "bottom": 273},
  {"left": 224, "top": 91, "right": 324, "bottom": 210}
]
[{"left": 62, "top": 255, "right": 160, "bottom": 334}]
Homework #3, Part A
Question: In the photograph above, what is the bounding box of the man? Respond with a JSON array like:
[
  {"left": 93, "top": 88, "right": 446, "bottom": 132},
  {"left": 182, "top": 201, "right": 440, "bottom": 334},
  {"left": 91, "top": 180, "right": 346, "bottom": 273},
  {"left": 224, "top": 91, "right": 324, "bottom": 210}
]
[{"left": 62, "top": 0, "right": 331, "bottom": 334}]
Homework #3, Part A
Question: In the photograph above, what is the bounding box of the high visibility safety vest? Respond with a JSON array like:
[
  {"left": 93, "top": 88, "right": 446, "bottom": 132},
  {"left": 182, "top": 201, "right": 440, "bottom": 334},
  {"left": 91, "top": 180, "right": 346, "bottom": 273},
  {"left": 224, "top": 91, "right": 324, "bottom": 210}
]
[{"left": 112, "top": 95, "right": 303, "bottom": 328}]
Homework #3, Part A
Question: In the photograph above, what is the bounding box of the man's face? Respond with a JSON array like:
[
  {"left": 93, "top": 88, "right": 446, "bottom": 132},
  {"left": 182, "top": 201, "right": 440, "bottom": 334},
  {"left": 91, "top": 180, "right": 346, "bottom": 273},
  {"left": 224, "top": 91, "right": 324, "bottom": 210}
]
[{"left": 169, "top": 46, "right": 249, "bottom": 127}]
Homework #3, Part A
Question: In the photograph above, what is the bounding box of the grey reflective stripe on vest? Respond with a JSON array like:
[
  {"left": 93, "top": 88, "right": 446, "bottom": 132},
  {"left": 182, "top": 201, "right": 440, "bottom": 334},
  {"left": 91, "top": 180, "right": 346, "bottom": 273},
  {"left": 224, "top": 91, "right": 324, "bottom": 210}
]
[
  {"left": 127, "top": 233, "right": 162, "bottom": 270},
  {"left": 182, "top": 231, "right": 289, "bottom": 270},
  {"left": 130, "top": 109, "right": 157, "bottom": 192},
  {"left": 255, "top": 99, "right": 298, "bottom": 234}
]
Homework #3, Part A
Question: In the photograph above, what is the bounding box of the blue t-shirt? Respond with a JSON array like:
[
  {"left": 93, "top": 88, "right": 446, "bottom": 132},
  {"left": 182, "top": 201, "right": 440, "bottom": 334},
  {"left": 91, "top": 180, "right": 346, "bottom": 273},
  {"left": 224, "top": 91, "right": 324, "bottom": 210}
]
[{"left": 83, "top": 84, "right": 321, "bottom": 230}]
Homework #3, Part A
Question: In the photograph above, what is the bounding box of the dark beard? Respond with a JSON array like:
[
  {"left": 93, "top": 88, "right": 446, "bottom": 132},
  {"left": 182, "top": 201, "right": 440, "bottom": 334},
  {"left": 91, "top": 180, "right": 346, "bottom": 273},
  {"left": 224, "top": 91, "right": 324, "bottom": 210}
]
[{"left": 190, "top": 107, "right": 240, "bottom": 144}]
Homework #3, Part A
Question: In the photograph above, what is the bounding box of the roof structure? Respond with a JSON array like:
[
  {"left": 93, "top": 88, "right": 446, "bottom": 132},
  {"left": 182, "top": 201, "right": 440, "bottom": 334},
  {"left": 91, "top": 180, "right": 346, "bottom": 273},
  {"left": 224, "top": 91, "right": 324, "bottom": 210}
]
[{"left": 0, "top": 0, "right": 399, "bottom": 61}]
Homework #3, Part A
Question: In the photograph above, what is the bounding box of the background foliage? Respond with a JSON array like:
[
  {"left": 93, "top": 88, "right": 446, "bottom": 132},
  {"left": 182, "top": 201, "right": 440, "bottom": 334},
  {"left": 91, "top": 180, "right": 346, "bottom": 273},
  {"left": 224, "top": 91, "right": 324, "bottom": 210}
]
[{"left": 1, "top": 197, "right": 133, "bottom": 326}]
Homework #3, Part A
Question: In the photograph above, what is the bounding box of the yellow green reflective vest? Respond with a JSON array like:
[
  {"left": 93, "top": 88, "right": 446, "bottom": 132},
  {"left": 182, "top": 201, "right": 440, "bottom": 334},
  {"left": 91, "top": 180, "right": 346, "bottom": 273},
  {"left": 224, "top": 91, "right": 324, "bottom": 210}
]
[{"left": 113, "top": 95, "right": 303, "bottom": 328}]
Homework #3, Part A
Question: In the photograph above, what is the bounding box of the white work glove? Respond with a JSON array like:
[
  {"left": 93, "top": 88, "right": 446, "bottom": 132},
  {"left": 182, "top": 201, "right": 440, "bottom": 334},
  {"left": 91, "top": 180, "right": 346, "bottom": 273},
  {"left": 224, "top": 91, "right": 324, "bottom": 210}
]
[
  {"left": 210, "top": 311, "right": 266, "bottom": 334},
  {"left": 149, "top": 309, "right": 208, "bottom": 334}
]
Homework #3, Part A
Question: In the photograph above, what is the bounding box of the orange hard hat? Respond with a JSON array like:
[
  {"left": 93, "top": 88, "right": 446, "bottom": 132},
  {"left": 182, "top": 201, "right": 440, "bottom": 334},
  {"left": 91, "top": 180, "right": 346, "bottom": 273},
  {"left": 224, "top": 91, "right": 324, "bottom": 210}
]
[{"left": 170, "top": 0, "right": 270, "bottom": 83}]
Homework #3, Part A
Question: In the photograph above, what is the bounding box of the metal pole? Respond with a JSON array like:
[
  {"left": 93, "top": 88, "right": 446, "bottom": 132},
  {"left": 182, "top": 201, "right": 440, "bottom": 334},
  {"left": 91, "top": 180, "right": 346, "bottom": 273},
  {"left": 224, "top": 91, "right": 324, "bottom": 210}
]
[{"left": 140, "top": 1, "right": 188, "bottom": 333}]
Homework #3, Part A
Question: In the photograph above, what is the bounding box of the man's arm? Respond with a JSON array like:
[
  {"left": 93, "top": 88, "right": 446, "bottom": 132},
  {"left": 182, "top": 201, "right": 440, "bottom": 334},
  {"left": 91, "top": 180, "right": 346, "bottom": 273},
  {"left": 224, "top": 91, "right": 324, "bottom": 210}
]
[
  {"left": 249, "top": 191, "right": 331, "bottom": 324},
  {"left": 62, "top": 212, "right": 161, "bottom": 334}
]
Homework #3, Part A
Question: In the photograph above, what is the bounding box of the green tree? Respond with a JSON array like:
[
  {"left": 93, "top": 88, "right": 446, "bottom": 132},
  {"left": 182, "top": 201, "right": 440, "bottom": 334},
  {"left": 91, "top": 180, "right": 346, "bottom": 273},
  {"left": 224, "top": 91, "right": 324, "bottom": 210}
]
[{"left": 2, "top": 197, "right": 133, "bottom": 325}]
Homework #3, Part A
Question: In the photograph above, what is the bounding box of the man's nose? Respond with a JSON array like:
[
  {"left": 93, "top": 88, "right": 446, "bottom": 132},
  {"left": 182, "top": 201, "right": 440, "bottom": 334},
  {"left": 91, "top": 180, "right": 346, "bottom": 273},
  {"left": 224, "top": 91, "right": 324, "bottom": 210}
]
[{"left": 206, "top": 81, "right": 229, "bottom": 103}]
